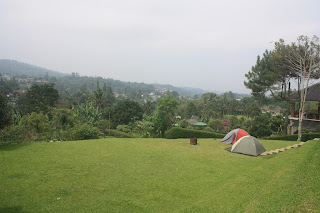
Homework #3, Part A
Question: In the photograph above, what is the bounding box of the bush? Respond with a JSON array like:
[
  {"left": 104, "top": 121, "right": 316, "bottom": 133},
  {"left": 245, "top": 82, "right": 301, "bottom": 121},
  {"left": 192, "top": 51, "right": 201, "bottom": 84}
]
[
  {"left": 95, "top": 119, "right": 110, "bottom": 133},
  {"left": 0, "top": 126, "right": 40, "bottom": 145},
  {"left": 208, "top": 119, "right": 223, "bottom": 132},
  {"left": 264, "top": 132, "right": 320, "bottom": 142},
  {"left": 19, "top": 112, "right": 50, "bottom": 133},
  {"left": 71, "top": 124, "right": 100, "bottom": 140},
  {"left": 165, "top": 127, "right": 225, "bottom": 139},
  {"left": 247, "top": 113, "right": 272, "bottom": 138},
  {"left": 116, "top": 125, "right": 131, "bottom": 133},
  {"left": 106, "top": 129, "right": 138, "bottom": 138},
  {"left": 49, "top": 108, "right": 77, "bottom": 130}
]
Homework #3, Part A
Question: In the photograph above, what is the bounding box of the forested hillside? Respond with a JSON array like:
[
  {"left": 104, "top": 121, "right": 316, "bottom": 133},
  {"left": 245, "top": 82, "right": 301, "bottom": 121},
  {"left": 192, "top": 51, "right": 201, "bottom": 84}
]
[
  {"left": 0, "top": 59, "right": 65, "bottom": 77},
  {"left": 0, "top": 59, "right": 249, "bottom": 98},
  {"left": 2, "top": 58, "right": 307, "bottom": 145}
]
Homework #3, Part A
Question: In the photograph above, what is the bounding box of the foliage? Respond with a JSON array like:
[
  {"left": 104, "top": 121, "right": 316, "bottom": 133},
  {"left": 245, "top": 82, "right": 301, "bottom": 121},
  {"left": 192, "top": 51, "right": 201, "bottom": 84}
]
[
  {"left": 143, "top": 100, "right": 156, "bottom": 116},
  {"left": 228, "top": 115, "right": 241, "bottom": 129},
  {"left": 104, "top": 85, "right": 116, "bottom": 106},
  {"left": 0, "top": 126, "right": 36, "bottom": 144},
  {"left": 49, "top": 108, "right": 77, "bottom": 130},
  {"left": 19, "top": 112, "right": 50, "bottom": 134},
  {"left": 71, "top": 124, "right": 100, "bottom": 140},
  {"left": 94, "top": 119, "right": 110, "bottom": 133},
  {"left": 91, "top": 88, "right": 105, "bottom": 108},
  {"left": 186, "top": 101, "right": 198, "bottom": 117},
  {"left": 134, "top": 118, "right": 154, "bottom": 138},
  {"left": 270, "top": 115, "right": 284, "bottom": 134},
  {"left": 203, "top": 127, "right": 214, "bottom": 132},
  {"left": 244, "top": 50, "right": 283, "bottom": 101},
  {"left": 111, "top": 99, "right": 144, "bottom": 127},
  {"left": 17, "top": 83, "right": 59, "bottom": 114},
  {"left": 165, "top": 127, "right": 225, "bottom": 139},
  {"left": 74, "top": 102, "right": 102, "bottom": 125},
  {"left": 199, "top": 92, "right": 219, "bottom": 120},
  {"left": 244, "top": 41, "right": 292, "bottom": 135},
  {"left": 153, "top": 95, "right": 179, "bottom": 137},
  {"left": 116, "top": 125, "right": 131, "bottom": 133},
  {"left": 247, "top": 113, "right": 272, "bottom": 138},
  {"left": 179, "top": 119, "right": 189, "bottom": 128},
  {"left": 106, "top": 129, "right": 138, "bottom": 138},
  {"left": 287, "top": 35, "right": 320, "bottom": 141},
  {"left": 53, "top": 75, "right": 156, "bottom": 97},
  {"left": 0, "top": 90, "right": 11, "bottom": 129},
  {"left": 5, "top": 57, "right": 319, "bottom": 141},
  {"left": 265, "top": 132, "right": 320, "bottom": 142},
  {"left": 208, "top": 119, "right": 224, "bottom": 132}
]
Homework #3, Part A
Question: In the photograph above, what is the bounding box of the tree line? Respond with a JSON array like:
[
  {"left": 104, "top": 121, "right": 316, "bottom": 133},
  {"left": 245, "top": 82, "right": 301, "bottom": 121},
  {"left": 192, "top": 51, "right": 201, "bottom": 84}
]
[
  {"left": 1, "top": 35, "right": 319, "bottom": 143},
  {"left": 0, "top": 78, "right": 284, "bottom": 144},
  {"left": 245, "top": 35, "right": 320, "bottom": 141}
]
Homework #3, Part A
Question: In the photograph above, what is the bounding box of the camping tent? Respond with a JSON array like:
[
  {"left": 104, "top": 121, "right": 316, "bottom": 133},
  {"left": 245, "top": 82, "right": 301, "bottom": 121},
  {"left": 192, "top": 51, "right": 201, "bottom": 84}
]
[
  {"left": 231, "top": 136, "right": 266, "bottom": 156},
  {"left": 220, "top": 128, "right": 249, "bottom": 144}
]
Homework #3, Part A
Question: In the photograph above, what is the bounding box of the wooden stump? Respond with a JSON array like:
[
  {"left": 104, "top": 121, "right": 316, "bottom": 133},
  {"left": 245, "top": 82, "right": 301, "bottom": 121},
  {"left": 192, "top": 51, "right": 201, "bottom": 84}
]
[{"left": 190, "top": 138, "right": 197, "bottom": 145}]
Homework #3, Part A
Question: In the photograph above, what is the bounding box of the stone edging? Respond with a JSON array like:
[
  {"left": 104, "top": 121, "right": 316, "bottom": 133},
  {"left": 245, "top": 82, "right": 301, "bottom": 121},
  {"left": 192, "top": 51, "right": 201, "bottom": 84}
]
[{"left": 260, "top": 142, "right": 306, "bottom": 156}]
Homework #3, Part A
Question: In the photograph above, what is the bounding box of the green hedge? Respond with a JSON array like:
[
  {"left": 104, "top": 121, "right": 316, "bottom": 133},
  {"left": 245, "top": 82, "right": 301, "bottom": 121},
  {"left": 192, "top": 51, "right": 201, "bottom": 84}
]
[
  {"left": 165, "top": 127, "right": 225, "bottom": 139},
  {"left": 106, "top": 129, "right": 138, "bottom": 138},
  {"left": 264, "top": 132, "right": 320, "bottom": 142}
]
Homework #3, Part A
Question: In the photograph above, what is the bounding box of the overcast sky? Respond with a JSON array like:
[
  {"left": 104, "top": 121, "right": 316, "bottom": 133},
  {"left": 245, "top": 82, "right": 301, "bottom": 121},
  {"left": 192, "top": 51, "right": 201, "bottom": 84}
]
[{"left": 1, "top": 0, "right": 320, "bottom": 93}]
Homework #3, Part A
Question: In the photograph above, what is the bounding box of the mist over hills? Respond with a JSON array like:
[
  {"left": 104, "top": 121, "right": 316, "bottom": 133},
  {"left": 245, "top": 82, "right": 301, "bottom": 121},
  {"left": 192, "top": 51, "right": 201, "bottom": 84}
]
[{"left": 0, "top": 59, "right": 248, "bottom": 98}]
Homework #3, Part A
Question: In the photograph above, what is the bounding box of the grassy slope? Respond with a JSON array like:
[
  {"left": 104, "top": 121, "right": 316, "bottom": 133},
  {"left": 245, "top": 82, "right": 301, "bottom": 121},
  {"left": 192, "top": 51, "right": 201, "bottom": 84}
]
[{"left": 0, "top": 139, "right": 319, "bottom": 213}]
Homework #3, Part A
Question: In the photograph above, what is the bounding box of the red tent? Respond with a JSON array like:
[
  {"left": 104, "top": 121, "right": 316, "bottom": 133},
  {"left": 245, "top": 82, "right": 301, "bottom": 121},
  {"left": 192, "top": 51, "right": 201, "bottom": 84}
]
[{"left": 220, "top": 128, "right": 249, "bottom": 144}]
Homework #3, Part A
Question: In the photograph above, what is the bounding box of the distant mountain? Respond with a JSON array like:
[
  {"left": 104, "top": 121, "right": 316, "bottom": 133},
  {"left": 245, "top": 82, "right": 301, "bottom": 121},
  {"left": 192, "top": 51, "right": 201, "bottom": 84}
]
[
  {"left": 0, "top": 59, "right": 65, "bottom": 77},
  {"left": 0, "top": 59, "right": 249, "bottom": 98},
  {"left": 0, "top": 59, "right": 209, "bottom": 97}
]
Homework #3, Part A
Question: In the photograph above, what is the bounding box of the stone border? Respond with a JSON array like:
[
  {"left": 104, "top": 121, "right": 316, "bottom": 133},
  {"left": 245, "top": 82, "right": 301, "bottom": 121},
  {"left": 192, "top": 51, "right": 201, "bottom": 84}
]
[{"left": 260, "top": 142, "right": 306, "bottom": 156}]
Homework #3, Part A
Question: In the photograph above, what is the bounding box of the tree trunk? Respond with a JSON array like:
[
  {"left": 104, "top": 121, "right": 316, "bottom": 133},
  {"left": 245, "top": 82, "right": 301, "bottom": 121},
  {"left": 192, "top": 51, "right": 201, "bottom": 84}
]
[
  {"left": 283, "top": 81, "right": 288, "bottom": 135},
  {"left": 297, "top": 75, "right": 305, "bottom": 142},
  {"left": 284, "top": 100, "right": 289, "bottom": 135},
  {"left": 297, "top": 63, "right": 312, "bottom": 142}
]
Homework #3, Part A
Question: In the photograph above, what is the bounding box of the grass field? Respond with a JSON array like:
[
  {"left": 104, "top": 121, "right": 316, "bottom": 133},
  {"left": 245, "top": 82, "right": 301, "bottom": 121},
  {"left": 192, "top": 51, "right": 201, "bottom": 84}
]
[{"left": 1, "top": 138, "right": 319, "bottom": 212}]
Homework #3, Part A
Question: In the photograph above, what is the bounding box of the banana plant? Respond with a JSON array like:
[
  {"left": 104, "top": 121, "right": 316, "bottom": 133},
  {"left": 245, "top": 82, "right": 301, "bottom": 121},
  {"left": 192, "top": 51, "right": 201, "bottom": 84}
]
[{"left": 74, "top": 102, "right": 102, "bottom": 125}]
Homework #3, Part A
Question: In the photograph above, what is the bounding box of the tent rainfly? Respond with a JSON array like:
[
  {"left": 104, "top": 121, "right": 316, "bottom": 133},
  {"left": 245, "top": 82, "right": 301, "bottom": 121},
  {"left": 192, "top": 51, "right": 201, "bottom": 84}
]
[
  {"left": 220, "top": 128, "right": 249, "bottom": 144},
  {"left": 231, "top": 136, "right": 266, "bottom": 156}
]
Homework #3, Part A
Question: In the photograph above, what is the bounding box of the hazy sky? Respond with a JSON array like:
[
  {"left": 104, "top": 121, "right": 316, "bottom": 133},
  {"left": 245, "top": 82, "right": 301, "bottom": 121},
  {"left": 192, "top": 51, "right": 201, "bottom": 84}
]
[{"left": 1, "top": 0, "right": 320, "bottom": 93}]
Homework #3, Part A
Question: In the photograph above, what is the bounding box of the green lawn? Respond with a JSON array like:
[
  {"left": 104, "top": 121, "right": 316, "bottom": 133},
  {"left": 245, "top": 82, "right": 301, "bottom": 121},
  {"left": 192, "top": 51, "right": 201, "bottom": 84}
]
[{"left": 1, "top": 138, "right": 319, "bottom": 212}]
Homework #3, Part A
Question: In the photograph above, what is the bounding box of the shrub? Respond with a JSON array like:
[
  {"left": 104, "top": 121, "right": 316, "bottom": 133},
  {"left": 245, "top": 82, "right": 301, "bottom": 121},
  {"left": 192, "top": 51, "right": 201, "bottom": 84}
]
[
  {"left": 95, "top": 119, "right": 110, "bottom": 133},
  {"left": 0, "top": 126, "right": 40, "bottom": 145},
  {"left": 208, "top": 119, "right": 223, "bottom": 132},
  {"left": 116, "top": 125, "right": 131, "bottom": 133},
  {"left": 247, "top": 113, "right": 272, "bottom": 138},
  {"left": 203, "top": 127, "right": 214, "bottom": 132},
  {"left": 106, "top": 129, "right": 138, "bottom": 138},
  {"left": 71, "top": 124, "right": 100, "bottom": 140},
  {"left": 19, "top": 112, "right": 50, "bottom": 133},
  {"left": 264, "top": 132, "right": 320, "bottom": 142},
  {"left": 49, "top": 108, "right": 77, "bottom": 130},
  {"left": 165, "top": 127, "right": 225, "bottom": 139}
]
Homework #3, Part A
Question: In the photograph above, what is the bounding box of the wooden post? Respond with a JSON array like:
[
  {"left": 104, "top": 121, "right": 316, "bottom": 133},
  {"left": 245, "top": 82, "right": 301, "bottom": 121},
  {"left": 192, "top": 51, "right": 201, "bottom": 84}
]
[{"left": 190, "top": 138, "right": 197, "bottom": 145}]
